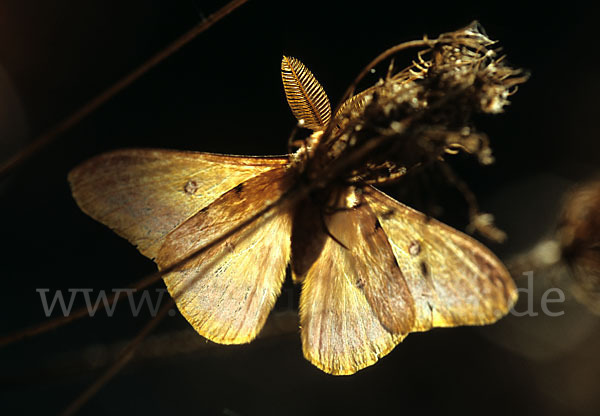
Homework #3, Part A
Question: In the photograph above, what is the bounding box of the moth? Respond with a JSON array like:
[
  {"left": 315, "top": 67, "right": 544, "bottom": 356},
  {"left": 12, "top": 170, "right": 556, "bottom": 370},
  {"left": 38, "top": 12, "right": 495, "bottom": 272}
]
[{"left": 69, "top": 23, "right": 523, "bottom": 375}]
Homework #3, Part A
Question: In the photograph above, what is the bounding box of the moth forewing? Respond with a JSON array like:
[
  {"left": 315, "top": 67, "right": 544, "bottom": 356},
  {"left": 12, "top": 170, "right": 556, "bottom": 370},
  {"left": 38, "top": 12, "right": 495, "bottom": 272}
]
[
  {"left": 298, "top": 197, "right": 407, "bottom": 375},
  {"left": 68, "top": 149, "right": 289, "bottom": 260},
  {"left": 68, "top": 150, "right": 295, "bottom": 345},
  {"left": 292, "top": 187, "right": 411, "bottom": 375},
  {"left": 152, "top": 167, "right": 297, "bottom": 345},
  {"left": 324, "top": 187, "right": 416, "bottom": 335}
]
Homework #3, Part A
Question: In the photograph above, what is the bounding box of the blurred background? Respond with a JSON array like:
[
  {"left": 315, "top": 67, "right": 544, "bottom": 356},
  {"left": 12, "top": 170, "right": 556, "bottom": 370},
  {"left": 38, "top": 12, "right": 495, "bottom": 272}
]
[{"left": 1, "top": 1, "right": 599, "bottom": 415}]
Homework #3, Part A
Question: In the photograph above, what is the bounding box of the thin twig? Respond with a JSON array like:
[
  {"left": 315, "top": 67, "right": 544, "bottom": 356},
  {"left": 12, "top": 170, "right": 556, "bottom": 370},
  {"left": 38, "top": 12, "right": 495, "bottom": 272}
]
[
  {"left": 336, "top": 39, "right": 431, "bottom": 112},
  {"left": 321, "top": 38, "right": 431, "bottom": 151},
  {"left": 59, "top": 298, "right": 175, "bottom": 416},
  {"left": 0, "top": 272, "right": 159, "bottom": 347},
  {"left": 0, "top": 0, "right": 250, "bottom": 182}
]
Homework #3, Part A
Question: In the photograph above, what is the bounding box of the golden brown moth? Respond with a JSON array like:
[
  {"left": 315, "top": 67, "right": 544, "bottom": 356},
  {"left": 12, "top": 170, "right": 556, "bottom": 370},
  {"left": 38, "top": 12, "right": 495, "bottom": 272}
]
[{"left": 69, "top": 22, "right": 525, "bottom": 375}]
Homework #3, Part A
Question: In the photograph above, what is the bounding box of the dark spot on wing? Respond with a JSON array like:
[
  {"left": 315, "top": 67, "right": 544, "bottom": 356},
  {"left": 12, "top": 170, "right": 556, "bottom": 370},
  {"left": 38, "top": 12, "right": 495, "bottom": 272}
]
[
  {"left": 420, "top": 261, "right": 429, "bottom": 277},
  {"left": 381, "top": 209, "right": 395, "bottom": 219},
  {"left": 409, "top": 240, "right": 421, "bottom": 256},
  {"left": 355, "top": 276, "right": 365, "bottom": 289},
  {"left": 184, "top": 179, "right": 200, "bottom": 195},
  {"left": 233, "top": 183, "right": 244, "bottom": 194}
]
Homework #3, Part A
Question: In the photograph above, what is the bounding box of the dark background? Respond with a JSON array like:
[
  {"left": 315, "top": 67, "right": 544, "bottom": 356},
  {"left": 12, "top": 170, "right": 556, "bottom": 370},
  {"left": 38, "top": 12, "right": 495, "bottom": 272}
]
[{"left": 1, "top": 1, "right": 599, "bottom": 415}]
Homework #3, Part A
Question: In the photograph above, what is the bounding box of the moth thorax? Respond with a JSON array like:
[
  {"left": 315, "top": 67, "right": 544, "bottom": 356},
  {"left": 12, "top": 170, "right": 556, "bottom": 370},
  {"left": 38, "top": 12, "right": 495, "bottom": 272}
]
[{"left": 290, "top": 130, "right": 324, "bottom": 172}]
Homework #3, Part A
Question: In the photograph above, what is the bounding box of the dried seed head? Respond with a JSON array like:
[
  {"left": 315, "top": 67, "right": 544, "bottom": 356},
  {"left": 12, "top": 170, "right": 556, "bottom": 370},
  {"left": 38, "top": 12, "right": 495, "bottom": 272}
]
[{"left": 310, "top": 21, "right": 528, "bottom": 186}]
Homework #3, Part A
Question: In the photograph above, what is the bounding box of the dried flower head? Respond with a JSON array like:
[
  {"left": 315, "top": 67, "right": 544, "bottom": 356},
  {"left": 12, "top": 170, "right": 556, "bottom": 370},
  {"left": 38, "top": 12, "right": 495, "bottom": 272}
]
[{"left": 303, "top": 21, "right": 528, "bottom": 187}]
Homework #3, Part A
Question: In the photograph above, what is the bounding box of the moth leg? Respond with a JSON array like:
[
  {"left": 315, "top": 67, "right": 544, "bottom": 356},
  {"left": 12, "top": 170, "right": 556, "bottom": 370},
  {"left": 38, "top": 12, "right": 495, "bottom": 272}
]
[{"left": 287, "top": 124, "right": 304, "bottom": 153}]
